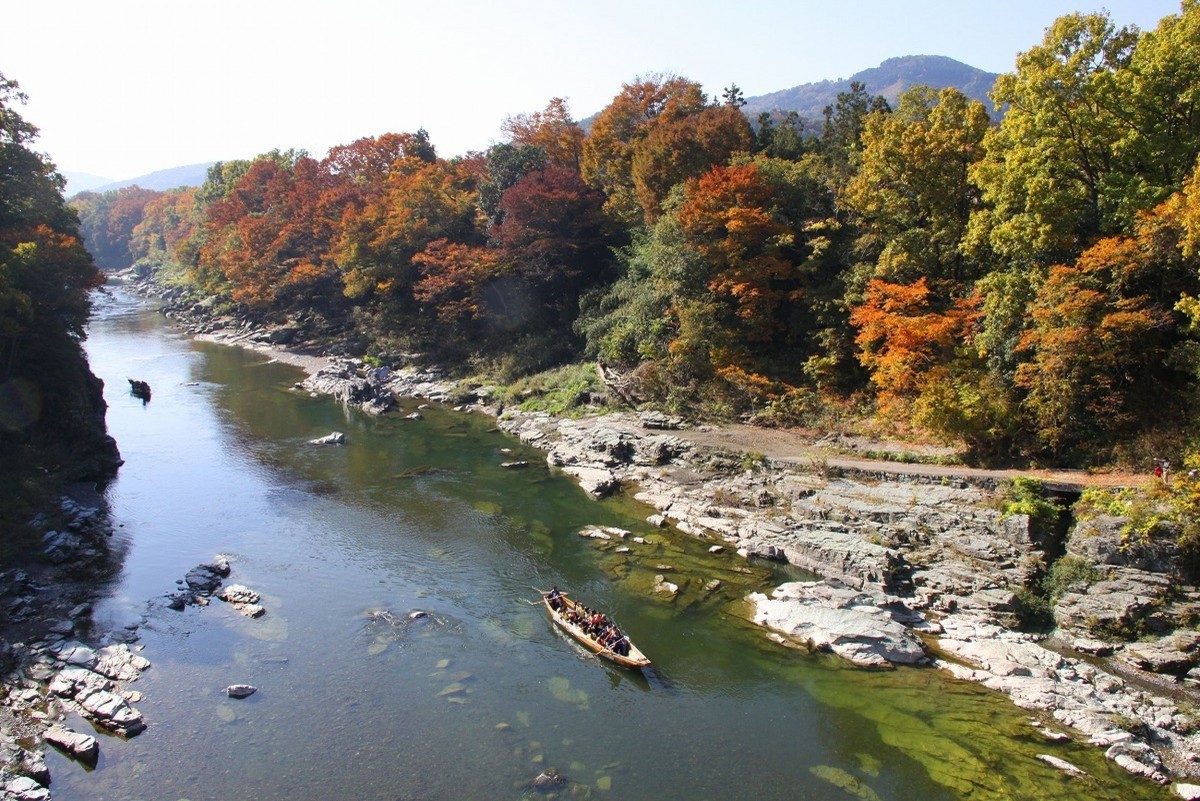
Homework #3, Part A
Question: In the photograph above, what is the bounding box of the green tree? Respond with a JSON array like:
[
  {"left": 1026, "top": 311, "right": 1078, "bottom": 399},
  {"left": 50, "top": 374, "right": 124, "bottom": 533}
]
[
  {"left": 966, "top": 11, "right": 1140, "bottom": 265},
  {"left": 845, "top": 86, "right": 990, "bottom": 287}
]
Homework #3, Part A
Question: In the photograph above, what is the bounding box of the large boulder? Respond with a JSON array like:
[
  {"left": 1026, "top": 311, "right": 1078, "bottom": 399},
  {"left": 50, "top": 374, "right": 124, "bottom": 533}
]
[
  {"left": 1067, "top": 516, "right": 1178, "bottom": 573},
  {"left": 749, "top": 581, "right": 928, "bottom": 667}
]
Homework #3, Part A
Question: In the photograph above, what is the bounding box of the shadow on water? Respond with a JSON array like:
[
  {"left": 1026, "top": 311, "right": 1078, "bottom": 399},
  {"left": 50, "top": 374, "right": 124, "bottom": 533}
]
[{"left": 56, "top": 288, "right": 1175, "bottom": 801}]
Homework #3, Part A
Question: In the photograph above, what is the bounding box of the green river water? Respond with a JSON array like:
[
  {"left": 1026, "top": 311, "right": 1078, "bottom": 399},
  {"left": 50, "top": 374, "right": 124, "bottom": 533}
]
[{"left": 50, "top": 288, "right": 1172, "bottom": 800}]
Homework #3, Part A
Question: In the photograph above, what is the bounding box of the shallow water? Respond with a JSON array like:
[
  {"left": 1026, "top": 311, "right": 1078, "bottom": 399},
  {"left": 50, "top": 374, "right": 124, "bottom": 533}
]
[{"left": 54, "top": 287, "right": 1172, "bottom": 801}]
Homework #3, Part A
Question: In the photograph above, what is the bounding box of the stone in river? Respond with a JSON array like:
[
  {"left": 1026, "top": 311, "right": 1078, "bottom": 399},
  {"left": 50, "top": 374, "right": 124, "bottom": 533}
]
[
  {"left": 43, "top": 724, "right": 98, "bottom": 764},
  {"left": 1176, "top": 783, "right": 1200, "bottom": 801},
  {"left": 226, "top": 684, "right": 257, "bottom": 698}
]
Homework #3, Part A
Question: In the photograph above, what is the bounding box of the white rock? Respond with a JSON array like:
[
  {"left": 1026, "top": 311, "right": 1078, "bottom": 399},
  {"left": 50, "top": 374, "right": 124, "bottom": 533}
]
[
  {"left": 749, "top": 582, "right": 927, "bottom": 667},
  {"left": 218, "top": 584, "right": 261, "bottom": 605},
  {"left": 308, "top": 431, "right": 345, "bottom": 446},
  {"left": 653, "top": 575, "right": 679, "bottom": 596},
  {"left": 1176, "top": 782, "right": 1200, "bottom": 800},
  {"left": 2, "top": 776, "right": 50, "bottom": 801}
]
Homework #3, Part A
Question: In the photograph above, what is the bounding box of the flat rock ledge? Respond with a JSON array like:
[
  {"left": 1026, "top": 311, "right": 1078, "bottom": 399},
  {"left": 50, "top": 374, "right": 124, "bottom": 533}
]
[
  {"left": 45, "top": 643, "right": 150, "bottom": 737},
  {"left": 934, "top": 614, "right": 1180, "bottom": 785},
  {"left": 749, "top": 581, "right": 929, "bottom": 668}
]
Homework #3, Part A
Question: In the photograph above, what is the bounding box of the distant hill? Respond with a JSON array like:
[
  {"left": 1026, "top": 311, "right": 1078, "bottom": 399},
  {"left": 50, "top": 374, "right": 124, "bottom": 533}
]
[
  {"left": 80, "top": 162, "right": 217, "bottom": 196},
  {"left": 62, "top": 171, "right": 115, "bottom": 196},
  {"left": 743, "top": 55, "right": 1000, "bottom": 121}
]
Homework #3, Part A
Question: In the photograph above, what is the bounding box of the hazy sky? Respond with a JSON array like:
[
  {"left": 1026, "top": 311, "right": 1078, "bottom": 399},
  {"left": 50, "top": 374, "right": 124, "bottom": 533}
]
[{"left": 1, "top": 0, "right": 1185, "bottom": 180}]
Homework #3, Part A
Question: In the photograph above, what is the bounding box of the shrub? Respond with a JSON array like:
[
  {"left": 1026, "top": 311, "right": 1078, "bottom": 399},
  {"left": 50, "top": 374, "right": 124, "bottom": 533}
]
[{"left": 1042, "top": 555, "right": 1101, "bottom": 601}]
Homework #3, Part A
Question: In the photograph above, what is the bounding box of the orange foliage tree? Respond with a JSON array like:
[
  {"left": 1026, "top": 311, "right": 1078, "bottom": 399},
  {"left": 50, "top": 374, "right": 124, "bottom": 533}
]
[
  {"left": 581, "top": 75, "right": 707, "bottom": 227},
  {"left": 676, "top": 163, "right": 797, "bottom": 343},
  {"left": 412, "top": 238, "right": 501, "bottom": 330},
  {"left": 197, "top": 155, "right": 344, "bottom": 308},
  {"left": 336, "top": 156, "right": 482, "bottom": 305},
  {"left": 631, "top": 104, "right": 753, "bottom": 223},
  {"left": 1016, "top": 235, "right": 1175, "bottom": 454},
  {"left": 850, "top": 277, "right": 981, "bottom": 416},
  {"left": 502, "top": 98, "right": 585, "bottom": 171}
]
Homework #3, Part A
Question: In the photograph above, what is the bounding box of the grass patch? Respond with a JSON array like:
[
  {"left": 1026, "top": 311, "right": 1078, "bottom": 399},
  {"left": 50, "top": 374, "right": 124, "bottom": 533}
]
[{"left": 499, "top": 363, "right": 619, "bottom": 418}]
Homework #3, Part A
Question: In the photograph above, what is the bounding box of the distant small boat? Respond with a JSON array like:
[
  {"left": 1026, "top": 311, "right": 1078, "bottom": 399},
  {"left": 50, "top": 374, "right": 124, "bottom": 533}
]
[
  {"left": 128, "top": 379, "right": 151, "bottom": 401},
  {"left": 540, "top": 590, "right": 651, "bottom": 670}
]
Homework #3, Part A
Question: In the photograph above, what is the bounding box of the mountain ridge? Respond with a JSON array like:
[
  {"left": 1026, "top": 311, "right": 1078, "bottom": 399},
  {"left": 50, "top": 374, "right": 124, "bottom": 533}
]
[
  {"left": 67, "top": 161, "right": 217, "bottom": 198},
  {"left": 742, "top": 54, "right": 1000, "bottom": 120}
]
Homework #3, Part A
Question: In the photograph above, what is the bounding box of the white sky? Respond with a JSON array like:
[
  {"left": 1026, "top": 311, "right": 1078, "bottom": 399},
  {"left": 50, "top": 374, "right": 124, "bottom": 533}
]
[{"left": 1, "top": 0, "right": 1185, "bottom": 180}]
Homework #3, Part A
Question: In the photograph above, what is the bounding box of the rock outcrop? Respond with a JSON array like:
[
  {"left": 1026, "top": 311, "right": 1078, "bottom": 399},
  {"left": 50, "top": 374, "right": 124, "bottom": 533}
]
[{"left": 750, "top": 581, "right": 929, "bottom": 667}]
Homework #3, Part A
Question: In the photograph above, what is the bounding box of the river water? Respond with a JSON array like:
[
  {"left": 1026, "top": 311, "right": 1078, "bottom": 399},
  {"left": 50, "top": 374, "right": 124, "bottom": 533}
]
[{"left": 49, "top": 288, "right": 1170, "bottom": 800}]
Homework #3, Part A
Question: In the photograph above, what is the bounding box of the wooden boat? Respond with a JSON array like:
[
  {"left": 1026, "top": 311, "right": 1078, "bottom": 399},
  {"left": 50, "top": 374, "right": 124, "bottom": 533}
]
[
  {"left": 541, "top": 592, "right": 651, "bottom": 670},
  {"left": 128, "top": 378, "right": 151, "bottom": 401}
]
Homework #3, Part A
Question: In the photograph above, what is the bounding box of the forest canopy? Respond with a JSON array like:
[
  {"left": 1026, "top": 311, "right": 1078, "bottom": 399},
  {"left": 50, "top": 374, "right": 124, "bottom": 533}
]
[{"left": 68, "top": 2, "right": 1200, "bottom": 467}]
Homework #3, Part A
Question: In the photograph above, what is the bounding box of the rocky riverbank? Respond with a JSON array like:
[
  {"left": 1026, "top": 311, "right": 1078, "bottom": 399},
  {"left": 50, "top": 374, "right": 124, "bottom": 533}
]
[
  {"left": 131, "top": 279, "right": 1200, "bottom": 795},
  {"left": 0, "top": 490, "right": 267, "bottom": 801}
]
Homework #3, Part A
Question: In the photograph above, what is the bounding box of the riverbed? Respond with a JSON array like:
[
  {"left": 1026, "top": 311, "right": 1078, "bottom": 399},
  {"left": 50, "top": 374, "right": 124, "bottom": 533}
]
[{"left": 50, "top": 288, "right": 1172, "bottom": 800}]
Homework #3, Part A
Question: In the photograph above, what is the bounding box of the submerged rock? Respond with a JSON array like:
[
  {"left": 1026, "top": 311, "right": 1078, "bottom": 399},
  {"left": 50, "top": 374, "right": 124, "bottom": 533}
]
[
  {"left": 308, "top": 431, "right": 345, "bottom": 446},
  {"left": 531, "top": 768, "right": 568, "bottom": 791},
  {"left": 1037, "top": 754, "right": 1086, "bottom": 777}
]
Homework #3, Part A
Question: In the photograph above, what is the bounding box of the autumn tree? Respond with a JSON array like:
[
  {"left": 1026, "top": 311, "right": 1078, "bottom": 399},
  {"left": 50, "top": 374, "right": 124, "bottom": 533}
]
[
  {"left": 0, "top": 72, "right": 114, "bottom": 516},
  {"left": 337, "top": 152, "right": 482, "bottom": 327},
  {"left": 489, "top": 165, "right": 609, "bottom": 355},
  {"left": 71, "top": 186, "right": 161, "bottom": 270},
  {"left": 630, "top": 104, "right": 753, "bottom": 223},
  {"left": 412, "top": 238, "right": 501, "bottom": 339},
  {"left": 502, "top": 98, "right": 585, "bottom": 171},
  {"left": 478, "top": 143, "right": 548, "bottom": 228},
  {"left": 1015, "top": 237, "right": 1175, "bottom": 456},
  {"left": 129, "top": 187, "right": 200, "bottom": 275},
  {"left": 323, "top": 130, "right": 435, "bottom": 184},
  {"left": 197, "top": 154, "right": 346, "bottom": 309},
  {"left": 581, "top": 75, "right": 707, "bottom": 227},
  {"left": 850, "top": 277, "right": 981, "bottom": 417}
]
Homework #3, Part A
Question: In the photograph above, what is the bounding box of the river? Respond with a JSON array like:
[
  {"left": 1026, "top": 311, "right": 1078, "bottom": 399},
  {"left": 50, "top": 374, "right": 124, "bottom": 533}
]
[{"left": 49, "top": 287, "right": 1170, "bottom": 800}]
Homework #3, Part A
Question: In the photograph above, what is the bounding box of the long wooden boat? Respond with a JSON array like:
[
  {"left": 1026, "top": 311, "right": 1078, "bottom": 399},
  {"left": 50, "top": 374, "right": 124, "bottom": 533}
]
[{"left": 541, "top": 592, "right": 651, "bottom": 670}]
